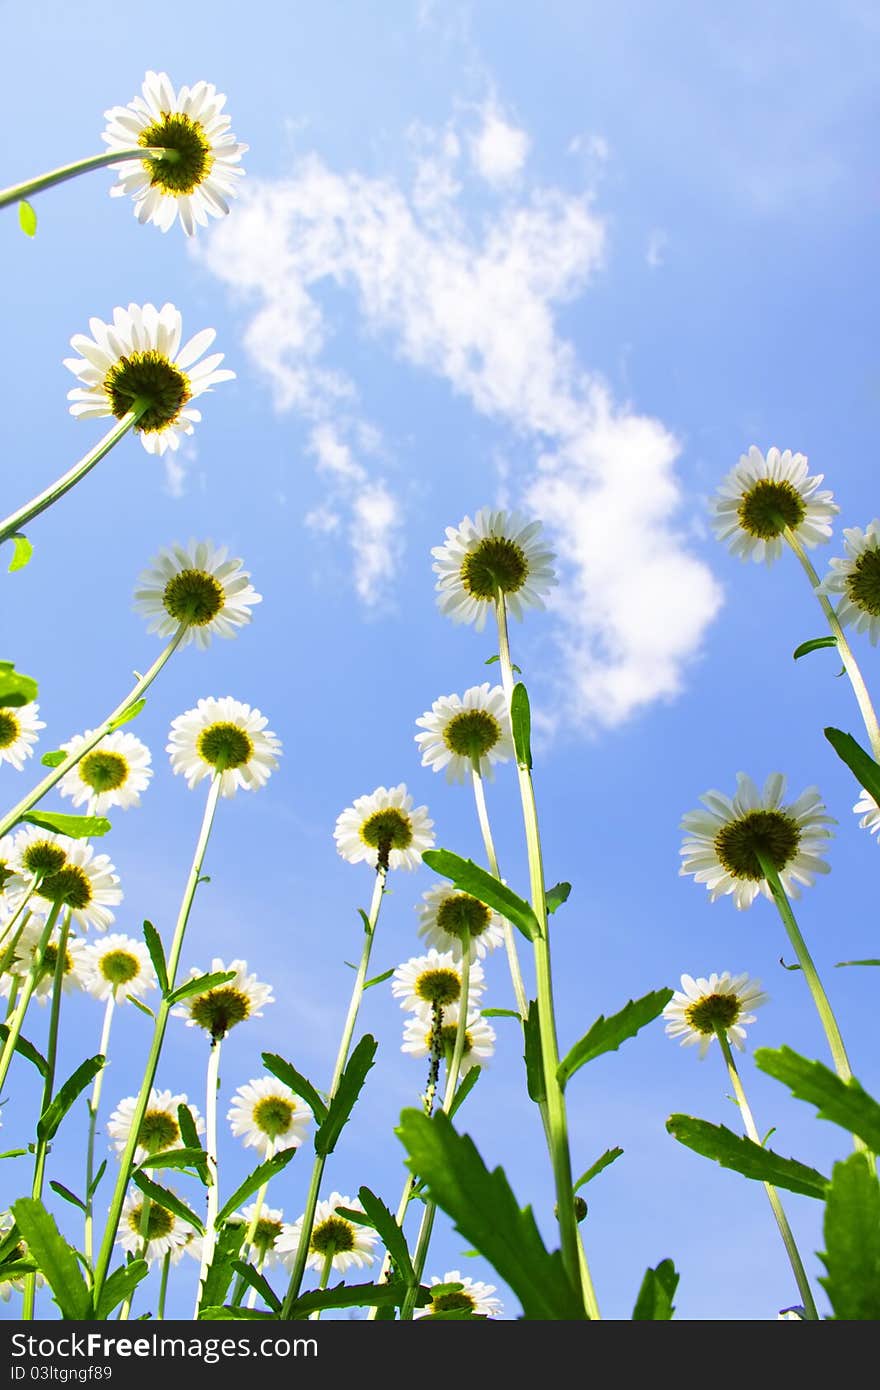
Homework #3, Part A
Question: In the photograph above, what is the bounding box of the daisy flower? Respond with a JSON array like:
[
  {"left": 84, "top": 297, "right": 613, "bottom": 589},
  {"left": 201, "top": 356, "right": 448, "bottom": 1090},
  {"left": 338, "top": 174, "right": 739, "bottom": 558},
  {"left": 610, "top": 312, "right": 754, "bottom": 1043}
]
[
  {"left": 57, "top": 730, "right": 152, "bottom": 815},
  {"left": 174, "top": 958, "right": 274, "bottom": 1040},
  {"left": 167, "top": 697, "right": 281, "bottom": 798},
  {"left": 415, "top": 684, "right": 514, "bottom": 783},
  {"left": 64, "top": 302, "right": 234, "bottom": 456},
  {"left": 853, "top": 787, "right": 880, "bottom": 841},
  {"left": 417, "top": 884, "right": 505, "bottom": 962},
  {"left": 107, "top": 1089, "right": 204, "bottom": 1163},
  {"left": 0, "top": 922, "right": 87, "bottom": 1005},
  {"left": 135, "top": 541, "right": 262, "bottom": 649},
  {"left": 0, "top": 835, "right": 15, "bottom": 893},
  {"left": 227, "top": 1076, "right": 313, "bottom": 1158},
  {"left": 79, "top": 933, "right": 157, "bottom": 1003},
  {"left": 402, "top": 1005, "right": 496, "bottom": 1077},
  {"left": 333, "top": 784, "right": 434, "bottom": 872},
  {"left": 5, "top": 825, "right": 70, "bottom": 896},
  {"left": 102, "top": 70, "right": 247, "bottom": 237},
  {"left": 276, "top": 1193, "right": 378, "bottom": 1275},
  {"left": 235, "top": 1203, "right": 290, "bottom": 1267},
  {"left": 711, "top": 446, "right": 838, "bottom": 565},
  {"left": 118, "top": 1187, "right": 196, "bottom": 1265},
  {"left": 391, "top": 949, "right": 485, "bottom": 1013},
  {"left": 818, "top": 521, "right": 880, "bottom": 644},
  {"left": 432, "top": 508, "right": 556, "bottom": 630},
  {"left": 680, "top": 773, "right": 834, "bottom": 910},
  {"left": 415, "top": 1270, "right": 504, "bottom": 1319},
  {"left": 0, "top": 703, "right": 44, "bottom": 772},
  {"left": 20, "top": 839, "right": 122, "bottom": 934},
  {"left": 663, "top": 972, "right": 768, "bottom": 1059},
  {"left": 0, "top": 1214, "right": 45, "bottom": 1302}
]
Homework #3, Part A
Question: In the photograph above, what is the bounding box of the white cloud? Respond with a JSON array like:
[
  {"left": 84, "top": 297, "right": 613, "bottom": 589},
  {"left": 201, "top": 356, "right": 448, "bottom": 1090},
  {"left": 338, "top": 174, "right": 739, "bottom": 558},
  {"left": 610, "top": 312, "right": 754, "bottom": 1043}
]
[
  {"left": 350, "top": 481, "right": 404, "bottom": 607},
  {"left": 469, "top": 100, "right": 530, "bottom": 185}
]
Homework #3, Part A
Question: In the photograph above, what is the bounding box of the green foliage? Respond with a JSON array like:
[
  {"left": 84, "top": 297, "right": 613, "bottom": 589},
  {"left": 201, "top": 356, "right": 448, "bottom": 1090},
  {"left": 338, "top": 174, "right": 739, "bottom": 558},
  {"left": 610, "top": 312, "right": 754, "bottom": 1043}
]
[
  {"left": 10, "top": 1199, "right": 90, "bottom": 1319},
  {"left": 289, "top": 1280, "right": 429, "bottom": 1317},
  {"left": 215, "top": 1146, "right": 298, "bottom": 1224},
  {"left": 754, "top": 1046, "right": 880, "bottom": 1152},
  {"left": 574, "top": 1147, "right": 624, "bottom": 1191},
  {"left": 545, "top": 881, "right": 571, "bottom": 914},
  {"left": 0, "top": 1025, "right": 48, "bottom": 1078},
  {"left": 523, "top": 1001, "right": 545, "bottom": 1104},
  {"left": 666, "top": 1115, "right": 829, "bottom": 1198},
  {"left": 142, "top": 920, "right": 168, "bottom": 995},
  {"left": 422, "top": 848, "right": 540, "bottom": 942},
  {"left": 200, "top": 1305, "right": 274, "bottom": 1320},
  {"left": 48, "top": 1182, "right": 86, "bottom": 1214},
  {"left": 198, "top": 1221, "right": 245, "bottom": 1311},
  {"left": 793, "top": 635, "right": 837, "bottom": 660},
  {"left": 0, "top": 662, "right": 38, "bottom": 708},
  {"left": 558, "top": 988, "right": 673, "bottom": 1086},
  {"left": 818, "top": 1153, "right": 880, "bottom": 1320},
  {"left": 130, "top": 1172, "right": 204, "bottom": 1234},
  {"left": 230, "top": 1260, "right": 281, "bottom": 1312},
  {"left": 8, "top": 534, "right": 33, "bottom": 571},
  {"left": 262, "top": 1051, "right": 328, "bottom": 1125},
  {"left": 315, "top": 1034, "right": 377, "bottom": 1156},
  {"left": 166, "top": 969, "right": 236, "bottom": 1006},
  {"left": 21, "top": 810, "right": 111, "bottom": 839},
  {"left": 134, "top": 1146, "right": 209, "bottom": 1175},
  {"left": 18, "top": 200, "right": 36, "bottom": 236},
  {"left": 94, "top": 1261, "right": 149, "bottom": 1320},
  {"left": 37, "top": 1056, "right": 104, "bottom": 1143},
  {"left": 824, "top": 726, "right": 880, "bottom": 807},
  {"left": 364, "top": 967, "right": 395, "bottom": 989},
  {"left": 511, "top": 682, "right": 532, "bottom": 769},
  {"left": 355, "top": 1185, "right": 414, "bottom": 1283},
  {"left": 107, "top": 698, "right": 146, "bottom": 731},
  {"left": 40, "top": 750, "right": 65, "bottom": 767},
  {"left": 632, "top": 1258, "right": 679, "bottom": 1319},
  {"left": 448, "top": 1065, "right": 481, "bottom": 1120}
]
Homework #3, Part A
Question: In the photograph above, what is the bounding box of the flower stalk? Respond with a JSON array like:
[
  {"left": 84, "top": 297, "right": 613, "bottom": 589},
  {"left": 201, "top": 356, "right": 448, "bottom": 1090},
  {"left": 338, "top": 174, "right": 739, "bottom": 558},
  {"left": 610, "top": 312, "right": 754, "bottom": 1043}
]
[{"left": 0, "top": 148, "right": 180, "bottom": 211}]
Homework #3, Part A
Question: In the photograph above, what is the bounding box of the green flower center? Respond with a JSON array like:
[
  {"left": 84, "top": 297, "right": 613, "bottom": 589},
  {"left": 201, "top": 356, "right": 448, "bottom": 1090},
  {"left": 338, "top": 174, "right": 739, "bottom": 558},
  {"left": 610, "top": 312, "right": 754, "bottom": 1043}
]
[
  {"left": 103, "top": 351, "right": 191, "bottom": 434},
  {"left": 714, "top": 809, "right": 801, "bottom": 882},
  {"left": 684, "top": 992, "right": 742, "bottom": 1036},
  {"left": 310, "top": 1216, "right": 355, "bottom": 1257},
  {"left": 0, "top": 859, "right": 11, "bottom": 891},
  {"left": 36, "top": 864, "right": 92, "bottom": 911},
  {"left": 197, "top": 722, "right": 254, "bottom": 772},
  {"left": 163, "top": 569, "right": 225, "bottom": 626},
  {"left": 415, "top": 968, "right": 461, "bottom": 1007},
  {"left": 442, "top": 710, "right": 502, "bottom": 760},
  {"left": 39, "top": 944, "right": 72, "bottom": 980},
  {"left": 100, "top": 949, "right": 140, "bottom": 986},
  {"left": 460, "top": 536, "right": 528, "bottom": 599},
  {"left": 139, "top": 113, "right": 214, "bottom": 195},
  {"left": 437, "top": 1023, "right": 473, "bottom": 1055},
  {"left": 435, "top": 893, "right": 491, "bottom": 942},
  {"left": 431, "top": 1289, "right": 476, "bottom": 1314},
  {"left": 80, "top": 750, "right": 129, "bottom": 794},
  {"left": 252, "top": 1218, "right": 283, "bottom": 1255},
  {"left": 845, "top": 547, "right": 880, "bottom": 619},
  {"left": 359, "top": 808, "right": 413, "bottom": 852},
  {"left": 253, "top": 1095, "right": 296, "bottom": 1139},
  {"left": 736, "top": 480, "right": 806, "bottom": 540},
  {"left": 21, "top": 841, "right": 67, "bottom": 878},
  {"left": 189, "top": 986, "right": 250, "bottom": 1039},
  {"left": 0, "top": 711, "right": 19, "bottom": 749},
  {"left": 128, "top": 1202, "right": 174, "bottom": 1242},
  {"left": 138, "top": 1109, "right": 180, "bottom": 1154}
]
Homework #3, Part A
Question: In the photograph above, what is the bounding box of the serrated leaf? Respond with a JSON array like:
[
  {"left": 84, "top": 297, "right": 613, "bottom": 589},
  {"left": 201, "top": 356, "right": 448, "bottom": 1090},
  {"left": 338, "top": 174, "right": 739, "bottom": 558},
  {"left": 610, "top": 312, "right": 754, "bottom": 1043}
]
[
  {"left": 10, "top": 1199, "right": 90, "bottom": 1320},
  {"left": 0, "top": 1025, "right": 49, "bottom": 1078},
  {"left": 94, "top": 1260, "right": 149, "bottom": 1319},
  {"left": 524, "top": 1001, "right": 545, "bottom": 1104},
  {"left": 422, "top": 849, "right": 540, "bottom": 942},
  {"left": 18, "top": 200, "right": 36, "bottom": 236},
  {"left": 545, "top": 882, "right": 571, "bottom": 914},
  {"left": 107, "top": 699, "right": 146, "bottom": 731},
  {"left": 134, "top": 1146, "right": 209, "bottom": 1175},
  {"left": 632, "top": 1258, "right": 679, "bottom": 1319},
  {"left": 48, "top": 1181, "right": 86, "bottom": 1214},
  {"left": 166, "top": 969, "right": 236, "bottom": 1006},
  {"left": 315, "top": 1034, "right": 377, "bottom": 1156},
  {"left": 364, "top": 968, "right": 394, "bottom": 990},
  {"left": 754, "top": 1046, "right": 880, "bottom": 1151},
  {"left": 130, "top": 1172, "right": 204, "bottom": 1234},
  {"left": 356, "top": 1186, "right": 414, "bottom": 1284},
  {"left": 40, "top": 750, "right": 65, "bottom": 768},
  {"left": 558, "top": 988, "right": 673, "bottom": 1086},
  {"left": 666, "top": 1115, "right": 828, "bottom": 1198},
  {"left": 289, "top": 1280, "right": 429, "bottom": 1317},
  {"left": 574, "top": 1147, "right": 624, "bottom": 1191},
  {"left": 37, "top": 1055, "right": 104, "bottom": 1143},
  {"left": 793, "top": 635, "right": 837, "bottom": 661},
  {"left": 818, "top": 1153, "right": 880, "bottom": 1319},
  {"left": 824, "top": 726, "right": 880, "bottom": 807},
  {"left": 0, "top": 662, "right": 38, "bottom": 708},
  {"left": 230, "top": 1260, "right": 281, "bottom": 1312},
  {"left": 511, "top": 682, "right": 532, "bottom": 769},
  {"left": 8, "top": 534, "right": 33, "bottom": 572},
  {"left": 261, "top": 1052, "right": 328, "bottom": 1125},
  {"left": 199, "top": 1221, "right": 245, "bottom": 1310},
  {"left": 177, "top": 1105, "right": 210, "bottom": 1186},
  {"left": 215, "top": 1147, "right": 298, "bottom": 1225},
  {"left": 448, "top": 1066, "right": 481, "bottom": 1121},
  {"left": 21, "top": 810, "right": 111, "bottom": 839},
  {"left": 142, "top": 920, "right": 168, "bottom": 995},
  {"left": 396, "top": 1108, "right": 586, "bottom": 1319}
]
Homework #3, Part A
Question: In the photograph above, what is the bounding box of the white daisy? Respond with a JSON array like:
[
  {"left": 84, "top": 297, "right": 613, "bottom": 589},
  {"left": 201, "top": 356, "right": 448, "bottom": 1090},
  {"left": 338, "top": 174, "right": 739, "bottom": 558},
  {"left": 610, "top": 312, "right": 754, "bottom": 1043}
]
[
  {"left": 23, "top": 839, "right": 122, "bottom": 934},
  {"left": 174, "top": 958, "right": 274, "bottom": 1040},
  {"left": 102, "top": 70, "right": 247, "bottom": 237},
  {"left": 663, "top": 972, "right": 768, "bottom": 1059},
  {"left": 391, "top": 950, "right": 485, "bottom": 1014},
  {"left": 333, "top": 784, "right": 434, "bottom": 872},
  {"left": 415, "top": 684, "right": 514, "bottom": 784},
  {"left": 167, "top": 697, "right": 281, "bottom": 798},
  {"left": 227, "top": 1076, "right": 313, "bottom": 1158},
  {"left": 0, "top": 1214, "right": 45, "bottom": 1302},
  {"left": 276, "top": 1193, "right": 378, "bottom": 1275},
  {"left": 0, "top": 704, "right": 44, "bottom": 772},
  {"left": 0, "top": 835, "right": 15, "bottom": 894},
  {"left": 80, "top": 933, "right": 157, "bottom": 1004},
  {"left": 0, "top": 922, "right": 87, "bottom": 1005},
  {"left": 57, "top": 730, "right": 152, "bottom": 815},
  {"left": 818, "top": 521, "right": 880, "bottom": 644},
  {"left": 107, "top": 1089, "right": 204, "bottom": 1163},
  {"left": 237, "top": 1203, "right": 289, "bottom": 1267},
  {"left": 64, "top": 302, "right": 234, "bottom": 456},
  {"left": 432, "top": 508, "right": 557, "bottom": 630},
  {"left": 417, "top": 884, "right": 505, "bottom": 962},
  {"left": 853, "top": 787, "right": 880, "bottom": 841},
  {"left": 711, "top": 446, "right": 838, "bottom": 565},
  {"left": 415, "top": 1270, "right": 504, "bottom": 1319},
  {"left": 5, "top": 825, "right": 71, "bottom": 893},
  {"left": 134, "top": 541, "right": 262, "bottom": 649},
  {"left": 402, "top": 1004, "right": 496, "bottom": 1077},
  {"left": 118, "top": 1187, "right": 196, "bottom": 1265},
  {"left": 680, "top": 773, "right": 834, "bottom": 911}
]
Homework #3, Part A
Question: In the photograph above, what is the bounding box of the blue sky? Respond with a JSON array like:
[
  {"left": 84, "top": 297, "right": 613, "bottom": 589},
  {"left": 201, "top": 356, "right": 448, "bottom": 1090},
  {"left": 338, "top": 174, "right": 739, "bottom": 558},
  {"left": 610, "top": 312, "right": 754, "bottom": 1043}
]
[{"left": 2, "top": 0, "right": 879, "bottom": 1320}]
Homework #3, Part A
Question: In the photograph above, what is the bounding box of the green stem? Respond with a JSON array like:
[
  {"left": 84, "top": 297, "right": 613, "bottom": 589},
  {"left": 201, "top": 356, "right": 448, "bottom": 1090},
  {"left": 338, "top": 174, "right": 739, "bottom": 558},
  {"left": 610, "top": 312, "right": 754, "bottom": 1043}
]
[
  {"left": 0, "top": 624, "right": 186, "bottom": 841},
  {"left": 0, "top": 902, "right": 61, "bottom": 1096},
  {"left": 231, "top": 1176, "right": 272, "bottom": 1309},
  {"left": 715, "top": 1027, "right": 819, "bottom": 1320},
  {"left": 85, "top": 994, "right": 116, "bottom": 1263},
  {"left": 471, "top": 764, "right": 529, "bottom": 1022},
  {"left": 157, "top": 1253, "right": 171, "bottom": 1321},
  {"left": 0, "top": 147, "right": 180, "bottom": 211},
  {"left": 92, "top": 776, "right": 222, "bottom": 1302},
  {"left": 194, "top": 1037, "right": 223, "bottom": 1317}
]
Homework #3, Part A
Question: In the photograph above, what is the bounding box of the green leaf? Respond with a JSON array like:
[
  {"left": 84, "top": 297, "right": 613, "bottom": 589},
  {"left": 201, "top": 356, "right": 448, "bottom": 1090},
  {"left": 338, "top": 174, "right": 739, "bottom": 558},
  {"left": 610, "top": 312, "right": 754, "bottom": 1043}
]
[
  {"left": 215, "top": 1147, "right": 299, "bottom": 1225},
  {"left": 94, "top": 1260, "right": 149, "bottom": 1320},
  {"left": 230, "top": 1260, "right": 281, "bottom": 1313},
  {"left": 558, "top": 988, "right": 673, "bottom": 1086},
  {"left": 8, "top": 534, "right": 33, "bottom": 572},
  {"left": 0, "top": 1150, "right": 28, "bottom": 1161},
  {"left": 261, "top": 1052, "right": 328, "bottom": 1126},
  {"left": 422, "top": 848, "right": 540, "bottom": 942},
  {"left": 40, "top": 750, "right": 65, "bottom": 768},
  {"left": 793, "top": 635, "right": 837, "bottom": 661},
  {"left": 107, "top": 698, "right": 146, "bottom": 731},
  {"left": 0, "top": 662, "right": 38, "bottom": 708},
  {"left": 315, "top": 1034, "right": 378, "bottom": 1157},
  {"left": 166, "top": 969, "right": 236, "bottom": 1006},
  {"left": 134, "top": 1147, "right": 209, "bottom": 1175},
  {"left": 480, "top": 1008, "right": 521, "bottom": 1020},
  {"left": 21, "top": 810, "right": 111, "bottom": 840},
  {"left": 355, "top": 1186, "right": 414, "bottom": 1284},
  {"left": 632, "top": 1258, "right": 679, "bottom": 1319},
  {"left": 127, "top": 996, "right": 155, "bottom": 1020},
  {"left": 141, "top": 920, "right": 168, "bottom": 995},
  {"left": 666, "top": 1115, "right": 828, "bottom": 1198},
  {"left": 37, "top": 1055, "right": 104, "bottom": 1143},
  {"left": 177, "top": 1105, "right": 211, "bottom": 1186},
  {"left": 396, "top": 1108, "right": 586, "bottom": 1319},
  {"left": 545, "top": 882, "right": 571, "bottom": 914},
  {"left": 824, "top": 726, "right": 880, "bottom": 806},
  {"left": 0, "top": 1222, "right": 22, "bottom": 1263},
  {"left": 48, "top": 1181, "right": 86, "bottom": 1214},
  {"left": 357, "top": 908, "right": 372, "bottom": 934},
  {"left": 18, "top": 200, "right": 37, "bottom": 236},
  {"left": 754, "top": 1046, "right": 880, "bottom": 1152},
  {"left": 818, "top": 1153, "right": 880, "bottom": 1319},
  {"left": 10, "top": 1199, "right": 90, "bottom": 1320},
  {"left": 290, "top": 1280, "right": 429, "bottom": 1317},
  {"left": 87, "top": 1160, "right": 106, "bottom": 1198},
  {"left": 448, "top": 1066, "right": 481, "bottom": 1121},
  {"left": 574, "top": 1147, "right": 624, "bottom": 1191},
  {"left": 198, "top": 1221, "right": 245, "bottom": 1311},
  {"left": 836, "top": 958, "right": 880, "bottom": 968},
  {"left": 0, "top": 1025, "right": 49, "bottom": 1078},
  {"left": 364, "top": 968, "right": 394, "bottom": 990},
  {"left": 484, "top": 654, "right": 521, "bottom": 673},
  {"left": 524, "top": 1001, "right": 546, "bottom": 1104},
  {"left": 199, "top": 1305, "right": 275, "bottom": 1321},
  {"left": 510, "top": 682, "right": 532, "bottom": 769},
  {"left": 130, "top": 1172, "right": 204, "bottom": 1235}
]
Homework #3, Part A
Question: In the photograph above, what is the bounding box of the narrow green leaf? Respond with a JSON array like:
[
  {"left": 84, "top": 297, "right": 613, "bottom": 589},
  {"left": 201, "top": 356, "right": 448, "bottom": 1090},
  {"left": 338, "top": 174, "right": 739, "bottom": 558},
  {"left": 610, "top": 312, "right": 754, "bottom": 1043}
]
[
  {"left": 397, "top": 1108, "right": 586, "bottom": 1319},
  {"left": 37, "top": 1056, "right": 104, "bottom": 1143},
  {"left": 142, "top": 920, "right": 168, "bottom": 995},
  {"left": 0, "top": 1025, "right": 49, "bottom": 1078},
  {"left": 510, "top": 682, "right": 532, "bottom": 769},
  {"left": 356, "top": 1186, "right": 414, "bottom": 1284},
  {"left": 836, "top": 958, "right": 880, "bottom": 968},
  {"left": 524, "top": 1001, "right": 545, "bottom": 1104},
  {"left": 87, "top": 1159, "right": 107, "bottom": 1198},
  {"left": 558, "top": 988, "right": 673, "bottom": 1086},
  {"left": 199, "top": 1305, "right": 275, "bottom": 1321},
  {"left": 793, "top": 635, "right": 837, "bottom": 661},
  {"left": 666, "top": 1115, "right": 828, "bottom": 1198},
  {"left": 107, "top": 698, "right": 146, "bottom": 731},
  {"left": 290, "top": 1280, "right": 429, "bottom": 1317},
  {"left": 818, "top": 1153, "right": 880, "bottom": 1319},
  {"left": 8, "top": 534, "right": 33, "bottom": 572},
  {"left": 261, "top": 1052, "right": 328, "bottom": 1125},
  {"left": 484, "top": 654, "right": 521, "bottom": 673},
  {"left": 166, "top": 969, "right": 236, "bottom": 1006},
  {"left": 215, "top": 1147, "right": 298, "bottom": 1225},
  {"left": 357, "top": 908, "right": 372, "bottom": 934},
  {"left": 574, "top": 1147, "right": 624, "bottom": 1191},
  {"left": 364, "top": 968, "right": 394, "bottom": 990},
  {"left": 18, "top": 200, "right": 37, "bottom": 236},
  {"left": 127, "top": 995, "right": 155, "bottom": 1020},
  {"left": 94, "top": 1260, "right": 149, "bottom": 1319},
  {"left": 480, "top": 1008, "right": 521, "bottom": 1020},
  {"left": 0, "top": 1259, "right": 38, "bottom": 1279},
  {"left": 0, "top": 1222, "right": 22, "bottom": 1263},
  {"left": 0, "top": 663, "right": 38, "bottom": 708},
  {"left": 824, "top": 726, "right": 880, "bottom": 806},
  {"left": 134, "top": 1146, "right": 209, "bottom": 1175},
  {"left": 0, "top": 1150, "right": 28, "bottom": 1161},
  {"left": 10, "top": 1199, "right": 90, "bottom": 1320},
  {"left": 40, "top": 750, "right": 65, "bottom": 768},
  {"left": 21, "top": 810, "right": 111, "bottom": 840},
  {"left": 198, "top": 1221, "right": 245, "bottom": 1310},
  {"left": 177, "top": 1105, "right": 211, "bottom": 1186},
  {"left": 130, "top": 1172, "right": 204, "bottom": 1235},
  {"left": 754, "top": 1046, "right": 880, "bottom": 1152},
  {"left": 230, "top": 1260, "right": 281, "bottom": 1312},
  {"left": 315, "top": 1034, "right": 378, "bottom": 1157},
  {"left": 48, "top": 1181, "right": 87, "bottom": 1214},
  {"left": 545, "top": 882, "right": 571, "bottom": 914},
  {"left": 448, "top": 1066, "right": 481, "bottom": 1121},
  {"left": 422, "top": 848, "right": 540, "bottom": 942},
  {"left": 632, "top": 1258, "right": 679, "bottom": 1319}
]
